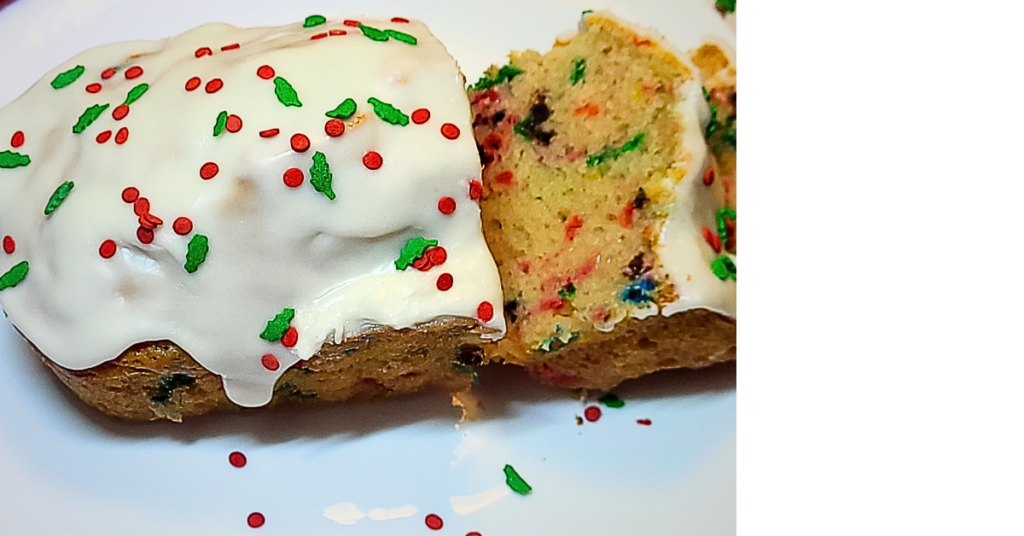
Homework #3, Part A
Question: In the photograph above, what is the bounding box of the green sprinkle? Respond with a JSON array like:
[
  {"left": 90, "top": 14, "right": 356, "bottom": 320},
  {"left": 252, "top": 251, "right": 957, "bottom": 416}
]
[
  {"left": 582, "top": 9, "right": 594, "bottom": 15},
  {"left": 44, "top": 181, "right": 73, "bottom": 215},
  {"left": 470, "top": 64, "right": 523, "bottom": 92},
  {"left": 309, "top": 151, "right": 335, "bottom": 200},
  {"left": 72, "top": 103, "right": 110, "bottom": 134},
  {"left": 570, "top": 58, "right": 586, "bottom": 86},
  {"left": 395, "top": 237, "right": 437, "bottom": 270},
  {"left": 123, "top": 83, "right": 149, "bottom": 105},
  {"left": 452, "top": 362, "right": 480, "bottom": 384},
  {"left": 513, "top": 116, "right": 533, "bottom": 140},
  {"left": 0, "top": 151, "right": 31, "bottom": 169},
  {"left": 711, "top": 254, "right": 736, "bottom": 281},
  {"left": 325, "top": 98, "right": 357, "bottom": 119},
  {"left": 184, "top": 234, "right": 209, "bottom": 273},
  {"left": 0, "top": 261, "right": 29, "bottom": 291},
  {"left": 260, "top": 308, "right": 295, "bottom": 342},
  {"left": 213, "top": 111, "right": 228, "bottom": 137},
  {"left": 503, "top": 464, "right": 532, "bottom": 495},
  {"left": 384, "top": 29, "right": 417, "bottom": 45},
  {"left": 706, "top": 103, "right": 719, "bottom": 138},
  {"left": 557, "top": 283, "right": 576, "bottom": 300},
  {"left": 586, "top": 132, "right": 646, "bottom": 167},
  {"left": 50, "top": 65, "right": 85, "bottom": 89},
  {"left": 716, "top": 207, "right": 736, "bottom": 245},
  {"left": 303, "top": 14, "right": 327, "bottom": 28},
  {"left": 702, "top": 86, "right": 711, "bottom": 101},
  {"left": 598, "top": 393, "right": 625, "bottom": 408},
  {"left": 273, "top": 77, "right": 302, "bottom": 107},
  {"left": 358, "top": 24, "right": 390, "bottom": 42},
  {"left": 367, "top": 97, "right": 409, "bottom": 126},
  {"left": 716, "top": 0, "right": 736, "bottom": 14}
]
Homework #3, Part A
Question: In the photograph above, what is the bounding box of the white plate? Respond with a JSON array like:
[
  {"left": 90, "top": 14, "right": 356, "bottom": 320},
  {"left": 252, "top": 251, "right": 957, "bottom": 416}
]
[{"left": 0, "top": 1, "right": 736, "bottom": 534}]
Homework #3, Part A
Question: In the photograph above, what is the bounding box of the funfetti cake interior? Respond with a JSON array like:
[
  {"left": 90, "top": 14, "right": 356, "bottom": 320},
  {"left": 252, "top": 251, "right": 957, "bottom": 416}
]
[{"left": 0, "top": 16, "right": 505, "bottom": 420}]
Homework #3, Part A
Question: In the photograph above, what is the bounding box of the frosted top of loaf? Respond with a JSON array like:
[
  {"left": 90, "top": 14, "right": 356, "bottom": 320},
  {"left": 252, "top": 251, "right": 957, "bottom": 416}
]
[{"left": 0, "top": 17, "right": 505, "bottom": 407}]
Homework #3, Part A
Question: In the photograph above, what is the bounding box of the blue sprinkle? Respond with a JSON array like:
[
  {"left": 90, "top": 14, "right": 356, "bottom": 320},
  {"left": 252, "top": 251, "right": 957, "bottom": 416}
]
[{"left": 622, "top": 278, "right": 657, "bottom": 304}]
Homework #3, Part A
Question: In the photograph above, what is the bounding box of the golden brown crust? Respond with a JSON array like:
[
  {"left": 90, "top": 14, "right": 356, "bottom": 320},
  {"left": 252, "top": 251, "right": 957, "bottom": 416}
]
[{"left": 34, "top": 319, "right": 487, "bottom": 421}]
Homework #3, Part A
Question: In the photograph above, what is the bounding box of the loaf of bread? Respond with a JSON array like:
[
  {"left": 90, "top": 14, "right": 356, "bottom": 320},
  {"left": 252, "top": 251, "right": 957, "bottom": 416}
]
[
  {"left": 0, "top": 16, "right": 505, "bottom": 420},
  {"left": 469, "top": 12, "right": 737, "bottom": 389}
]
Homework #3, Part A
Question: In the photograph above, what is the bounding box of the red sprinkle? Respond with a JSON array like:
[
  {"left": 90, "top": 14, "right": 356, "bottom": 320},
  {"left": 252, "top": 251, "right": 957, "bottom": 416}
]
[
  {"left": 200, "top": 162, "right": 219, "bottom": 180},
  {"left": 324, "top": 119, "right": 345, "bottom": 137},
  {"left": 125, "top": 66, "right": 143, "bottom": 79},
  {"left": 329, "top": 29, "right": 346, "bottom": 36},
  {"left": 412, "top": 255, "right": 432, "bottom": 272},
  {"left": 115, "top": 127, "right": 129, "bottom": 145},
  {"left": 283, "top": 168, "right": 304, "bottom": 188},
  {"left": 2, "top": 236, "right": 14, "bottom": 254},
  {"left": 122, "top": 187, "right": 139, "bottom": 203},
  {"left": 259, "top": 128, "right": 280, "bottom": 138},
  {"left": 363, "top": 151, "right": 383, "bottom": 170},
  {"left": 256, "top": 65, "right": 275, "bottom": 80},
  {"left": 290, "top": 133, "right": 310, "bottom": 153},
  {"left": 467, "top": 533, "right": 482, "bottom": 536},
  {"left": 427, "top": 246, "right": 447, "bottom": 266},
  {"left": 477, "top": 301, "right": 494, "bottom": 322},
  {"left": 112, "top": 104, "right": 129, "bottom": 121},
  {"left": 468, "top": 180, "right": 483, "bottom": 200},
  {"left": 11, "top": 131, "right": 24, "bottom": 148},
  {"left": 703, "top": 168, "right": 715, "bottom": 186},
  {"left": 281, "top": 327, "right": 298, "bottom": 348},
  {"left": 437, "top": 196, "right": 456, "bottom": 215},
  {"left": 85, "top": 83, "right": 102, "bottom": 94},
  {"left": 195, "top": 47, "right": 213, "bottom": 58},
  {"left": 495, "top": 171, "right": 513, "bottom": 185},
  {"left": 584, "top": 405, "right": 602, "bottom": 422},
  {"left": 133, "top": 197, "right": 150, "bottom": 216},
  {"left": 702, "top": 227, "right": 722, "bottom": 253},
  {"left": 221, "top": 43, "right": 240, "bottom": 51},
  {"left": 228, "top": 451, "right": 247, "bottom": 467},
  {"left": 101, "top": 67, "right": 116, "bottom": 79},
  {"left": 185, "top": 77, "right": 202, "bottom": 91},
  {"left": 311, "top": 32, "right": 328, "bottom": 40},
  {"left": 343, "top": 19, "right": 361, "bottom": 27},
  {"left": 565, "top": 215, "right": 584, "bottom": 240},
  {"left": 425, "top": 514, "right": 443, "bottom": 531},
  {"left": 205, "top": 78, "right": 224, "bottom": 93},
  {"left": 247, "top": 512, "right": 265, "bottom": 529},
  {"left": 96, "top": 130, "right": 112, "bottom": 144},
  {"left": 637, "top": 418, "right": 652, "bottom": 426},
  {"left": 391, "top": 17, "right": 410, "bottom": 23},
  {"left": 139, "top": 213, "right": 163, "bottom": 230},
  {"left": 173, "top": 217, "right": 193, "bottom": 235},
  {"left": 226, "top": 114, "right": 243, "bottom": 133},
  {"left": 436, "top": 273, "right": 453, "bottom": 291},
  {"left": 261, "top": 353, "right": 280, "bottom": 371},
  {"left": 99, "top": 240, "right": 117, "bottom": 259},
  {"left": 137, "top": 226, "right": 154, "bottom": 244},
  {"left": 411, "top": 108, "right": 430, "bottom": 124},
  {"left": 440, "top": 123, "right": 460, "bottom": 140}
]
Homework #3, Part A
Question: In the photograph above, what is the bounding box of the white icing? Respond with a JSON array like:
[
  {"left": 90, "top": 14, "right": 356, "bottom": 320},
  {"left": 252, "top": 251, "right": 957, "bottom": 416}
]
[
  {"left": 0, "top": 18, "right": 505, "bottom": 407},
  {"left": 322, "top": 502, "right": 365, "bottom": 525},
  {"left": 449, "top": 484, "right": 511, "bottom": 515}
]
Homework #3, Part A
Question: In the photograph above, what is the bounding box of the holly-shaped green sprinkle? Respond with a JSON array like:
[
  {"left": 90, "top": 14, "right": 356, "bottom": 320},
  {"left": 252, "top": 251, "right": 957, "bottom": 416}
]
[
  {"left": 325, "top": 98, "right": 357, "bottom": 119},
  {"left": 358, "top": 24, "right": 389, "bottom": 42},
  {"left": 213, "top": 111, "right": 228, "bottom": 137},
  {"left": 586, "top": 132, "right": 646, "bottom": 167},
  {"left": 0, "top": 261, "right": 29, "bottom": 291},
  {"left": 503, "top": 464, "right": 532, "bottom": 495},
  {"left": 309, "top": 151, "right": 335, "bottom": 200},
  {"left": 384, "top": 29, "right": 417, "bottom": 45},
  {"left": 570, "top": 58, "right": 586, "bottom": 85},
  {"left": 44, "top": 181, "right": 73, "bottom": 215},
  {"left": 470, "top": 64, "right": 523, "bottom": 92},
  {"left": 123, "top": 83, "right": 149, "bottom": 105},
  {"left": 368, "top": 97, "right": 409, "bottom": 126},
  {"left": 303, "top": 14, "right": 327, "bottom": 28},
  {"left": 716, "top": 0, "right": 736, "bottom": 14},
  {"left": 260, "top": 308, "right": 295, "bottom": 342},
  {"left": 716, "top": 207, "right": 736, "bottom": 245},
  {"left": 273, "top": 77, "right": 302, "bottom": 107},
  {"left": 395, "top": 237, "right": 437, "bottom": 270},
  {"left": 0, "top": 151, "right": 31, "bottom": 169},
  {"left": 184, "top": 234, "right": 209, "bottom": 273},
  {"left": 50, "top": 65, "right": 85, "bottom": 89},
  {"left": 72, "top": 103, "right": 110, "bottom": 134},
  {"left": 598, "top": 393, "right": 625, "bottom": 408},
  {"left": 711, "top": 254, "right": 736, "bottom": 281}
]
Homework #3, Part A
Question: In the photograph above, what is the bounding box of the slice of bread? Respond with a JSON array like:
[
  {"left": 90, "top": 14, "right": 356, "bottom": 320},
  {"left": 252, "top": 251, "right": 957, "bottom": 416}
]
[{"left": 470, "top": 12, "right": 737, "bottom": 389}]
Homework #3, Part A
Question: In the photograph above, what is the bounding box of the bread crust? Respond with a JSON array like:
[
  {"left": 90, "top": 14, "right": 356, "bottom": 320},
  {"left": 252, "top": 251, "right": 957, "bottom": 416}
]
[{"left": 31, "top": 318, "right": 488, "bottom": 421}]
